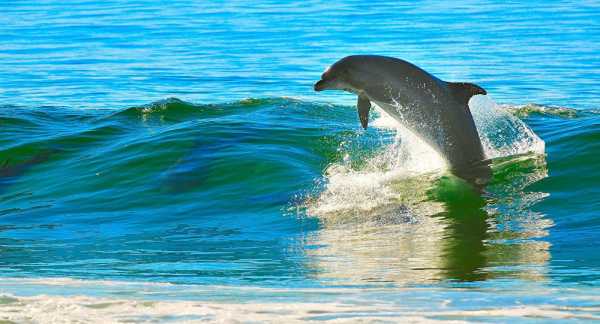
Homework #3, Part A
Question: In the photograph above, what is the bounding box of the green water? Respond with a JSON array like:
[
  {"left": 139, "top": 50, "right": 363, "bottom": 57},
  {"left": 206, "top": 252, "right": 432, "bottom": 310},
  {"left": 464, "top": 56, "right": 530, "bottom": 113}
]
[{"left": 1, "top": 0, "right": 600, "bottom": 321}]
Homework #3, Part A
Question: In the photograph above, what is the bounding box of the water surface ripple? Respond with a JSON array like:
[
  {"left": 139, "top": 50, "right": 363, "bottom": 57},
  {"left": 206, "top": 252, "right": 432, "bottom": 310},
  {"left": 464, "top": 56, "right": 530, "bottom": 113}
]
[{"left": 0, "top": 1, "right": 599, "bottom": 322}]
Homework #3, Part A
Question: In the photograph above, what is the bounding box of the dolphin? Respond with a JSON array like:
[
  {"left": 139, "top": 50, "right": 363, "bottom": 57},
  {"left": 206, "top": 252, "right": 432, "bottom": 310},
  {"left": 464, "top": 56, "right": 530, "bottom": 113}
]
[{"left": 314, "top": 55, "right": 489, "bottom": 182}]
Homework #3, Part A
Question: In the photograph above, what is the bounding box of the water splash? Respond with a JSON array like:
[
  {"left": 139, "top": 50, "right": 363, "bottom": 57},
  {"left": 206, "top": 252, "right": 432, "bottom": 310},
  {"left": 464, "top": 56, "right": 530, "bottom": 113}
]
[
  {"left": 470, "top": 96, "right": 545, "bottom": 159},
  {"left": 307, "top": 96, "right": 546, "bottom": 220}
]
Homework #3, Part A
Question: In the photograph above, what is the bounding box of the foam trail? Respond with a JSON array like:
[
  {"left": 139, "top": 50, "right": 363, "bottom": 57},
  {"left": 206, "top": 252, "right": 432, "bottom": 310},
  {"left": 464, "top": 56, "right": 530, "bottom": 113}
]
[{"left": 1, "top": 292, "right": 598, "bottom": 323}]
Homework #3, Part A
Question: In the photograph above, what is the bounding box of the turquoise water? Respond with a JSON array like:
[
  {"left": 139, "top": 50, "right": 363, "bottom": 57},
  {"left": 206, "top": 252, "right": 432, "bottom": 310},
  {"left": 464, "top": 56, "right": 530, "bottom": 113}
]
[{"left": 1, "top": 1, "right": 600, "bottom": 322}]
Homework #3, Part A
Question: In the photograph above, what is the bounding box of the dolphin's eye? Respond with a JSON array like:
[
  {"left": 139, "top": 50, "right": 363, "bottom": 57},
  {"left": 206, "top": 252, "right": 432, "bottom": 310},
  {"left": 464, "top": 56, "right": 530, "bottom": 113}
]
[
  {"left": 321, "top": 71, "right": 336, "bottom": 81},
  {"left": 321, "top": 66, "right": 333, "bottom": 79}
]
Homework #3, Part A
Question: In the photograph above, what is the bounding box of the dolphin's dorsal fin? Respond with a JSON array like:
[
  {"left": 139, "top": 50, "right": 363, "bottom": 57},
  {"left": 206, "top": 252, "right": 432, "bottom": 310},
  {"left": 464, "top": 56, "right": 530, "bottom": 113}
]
[
  {"left": 357, "top": 95, "right": 371, "bottom": 129},
  {"left": 447, "top": 82, "right": 487, "bottom": 107}
]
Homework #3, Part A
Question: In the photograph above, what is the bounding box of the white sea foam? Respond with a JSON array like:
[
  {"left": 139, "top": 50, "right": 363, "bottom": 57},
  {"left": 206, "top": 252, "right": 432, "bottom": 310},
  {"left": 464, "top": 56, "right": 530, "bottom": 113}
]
[
  {"left": 0, "top": 276, "right": 598, "bottom": 322},
  {"left": 0, "top": 288, "right": 598, "bottom": 323},
  {"left": 307, "top": 103, "right": 445, "bottom": 220}
]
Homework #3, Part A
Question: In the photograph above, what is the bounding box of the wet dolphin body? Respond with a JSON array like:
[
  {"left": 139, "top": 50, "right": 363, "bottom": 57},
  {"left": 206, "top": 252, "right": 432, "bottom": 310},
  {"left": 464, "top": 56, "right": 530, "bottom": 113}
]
[{"left": 314, "top": 55, "right": 489, "bottom": 182}]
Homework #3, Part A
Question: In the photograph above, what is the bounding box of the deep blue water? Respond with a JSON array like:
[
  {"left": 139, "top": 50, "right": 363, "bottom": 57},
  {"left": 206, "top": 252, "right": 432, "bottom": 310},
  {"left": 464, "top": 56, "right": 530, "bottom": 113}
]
[
  {"left": 0, "top": 0, "right": 599, "bottom": 322},
  {"left": 2, "top": 1, "right": 598, "bottom": 109}
]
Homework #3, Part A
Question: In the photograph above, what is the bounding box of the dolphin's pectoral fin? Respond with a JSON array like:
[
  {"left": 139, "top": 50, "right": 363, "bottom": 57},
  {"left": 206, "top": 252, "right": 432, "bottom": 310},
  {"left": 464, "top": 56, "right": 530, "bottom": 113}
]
[
  {"left": 357, "top": 95, "right": 371, "bottom": 129},
  {"left": 447, "top": 82, "right": 487, "bottom": 108}
]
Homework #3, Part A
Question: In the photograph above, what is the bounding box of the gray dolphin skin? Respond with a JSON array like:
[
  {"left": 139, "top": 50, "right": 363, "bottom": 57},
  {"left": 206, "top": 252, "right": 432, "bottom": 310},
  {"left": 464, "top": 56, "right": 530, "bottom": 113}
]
[{"left": 314, "top": 55, "right": 489, "bottom": 180}]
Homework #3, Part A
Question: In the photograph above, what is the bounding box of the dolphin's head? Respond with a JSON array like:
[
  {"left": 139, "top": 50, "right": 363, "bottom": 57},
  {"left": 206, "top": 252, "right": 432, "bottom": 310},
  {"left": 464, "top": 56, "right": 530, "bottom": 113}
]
[{"left": 314, "top": 56, "right": 364, "bottom": 94}]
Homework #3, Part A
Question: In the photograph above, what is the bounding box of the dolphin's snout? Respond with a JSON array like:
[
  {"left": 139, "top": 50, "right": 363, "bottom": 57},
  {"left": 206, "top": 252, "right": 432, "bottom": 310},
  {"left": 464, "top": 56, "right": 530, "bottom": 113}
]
[{"left": 314, "top": 79, "right": 326, "bottom": 92}]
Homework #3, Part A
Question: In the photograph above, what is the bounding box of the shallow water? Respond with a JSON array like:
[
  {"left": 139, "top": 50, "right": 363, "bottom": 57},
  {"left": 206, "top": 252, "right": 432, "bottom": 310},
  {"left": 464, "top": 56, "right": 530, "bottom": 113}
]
[{"left": 1, "top": 0, "right": 600, "bottom": 322}]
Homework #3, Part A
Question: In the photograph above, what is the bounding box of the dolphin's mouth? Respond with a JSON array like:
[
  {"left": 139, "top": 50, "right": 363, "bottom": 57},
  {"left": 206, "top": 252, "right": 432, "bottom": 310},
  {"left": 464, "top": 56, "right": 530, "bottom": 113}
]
[{"left": 314, "top": 79, "right": 326, "bottom": 91}]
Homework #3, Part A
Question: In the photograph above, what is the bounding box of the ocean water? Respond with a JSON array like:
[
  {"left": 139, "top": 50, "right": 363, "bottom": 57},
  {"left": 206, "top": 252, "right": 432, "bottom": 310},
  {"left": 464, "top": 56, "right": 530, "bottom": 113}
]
[{"left": 1, "top": 0, "right": 599, "bottom": 322}]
